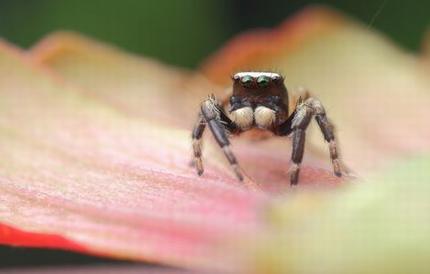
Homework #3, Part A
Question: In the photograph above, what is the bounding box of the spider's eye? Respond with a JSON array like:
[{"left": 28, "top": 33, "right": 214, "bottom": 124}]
[
  {"left": 240, "top": 75, "right": 253, "bottom": 87},
  {"left": 257, "top": 75, "right": 270, "bottom": 88}
]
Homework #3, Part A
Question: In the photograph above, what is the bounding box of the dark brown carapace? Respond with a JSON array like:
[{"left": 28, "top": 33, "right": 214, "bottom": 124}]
[{"left": 192, "top": 71, "right": 342, "bottom": 185}]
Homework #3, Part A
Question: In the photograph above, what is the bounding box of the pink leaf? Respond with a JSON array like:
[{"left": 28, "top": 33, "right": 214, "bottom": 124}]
[{"left": 3, "top": 5, "right": 428, "bottom": 272}]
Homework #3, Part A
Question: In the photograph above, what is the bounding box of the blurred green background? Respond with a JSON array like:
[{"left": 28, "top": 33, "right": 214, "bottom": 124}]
[{"left": 0, "top": 0, "right": 429, "bottom": 68}]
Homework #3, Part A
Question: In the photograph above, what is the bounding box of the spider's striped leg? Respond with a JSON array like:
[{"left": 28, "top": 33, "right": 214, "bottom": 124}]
[
  {"left": 199, "top": 96, "right": 243, "bottom": 181},
  {"left": 287, "top": 97, "right": 342, "bottom": 185},
  {"left": 191, "top": 114, "right": 206, "bottom": 175},
  {"left": 289, "top": 102, "right": 313, "bottom": 185},
  {"left": 306, "top": 98, "right": 342, "bottom": 177}
]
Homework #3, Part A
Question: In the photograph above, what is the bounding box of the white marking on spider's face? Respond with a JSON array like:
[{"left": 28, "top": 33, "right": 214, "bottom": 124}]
[
  {"left": 255, "top": 106, "right": 276, "bottom": 128},
  {"left": 229, "top": 107, "right": 253, "bottom": 130},
  {"left": 234, "top": 72, "right": 281, "bottom": 80}
]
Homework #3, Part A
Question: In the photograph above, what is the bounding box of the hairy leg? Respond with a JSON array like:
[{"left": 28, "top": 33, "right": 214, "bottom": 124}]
[
  {"left": 193, "top": 95, "right": 242, "bottom": 180},
  {"left": 280, "top": 94, "right": 342, "bottom": 185},
  {"left": 306, "top": 98, "right": 342, "bottom": 177},
  {"left": 289, "top": 101, "right": 313, "bottom": 185},
  {"left": 191, "top": 114, "right": 206, "bottom": 175}
]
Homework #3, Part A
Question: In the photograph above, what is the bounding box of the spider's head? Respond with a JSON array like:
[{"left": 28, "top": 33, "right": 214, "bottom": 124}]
[
  {"left": 229, "top": 71, "right": 290, "bottom": 129},
  {"left": 233, "top": 71, "right": 282, "bottom": 88},
  {"left": 231, "top": 72, "right": 287, "bottom": 99},
  {"left": 231, "top": 71, "right": 288, "bottom": 106}
]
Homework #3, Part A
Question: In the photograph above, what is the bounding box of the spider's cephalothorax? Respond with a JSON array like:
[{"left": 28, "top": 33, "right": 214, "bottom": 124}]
[
  {"left": 229, "top": 72, "right": 289, "bottom": 131},
  {"left": 191, "top": 72, "right": 342, "bottom": 185}
]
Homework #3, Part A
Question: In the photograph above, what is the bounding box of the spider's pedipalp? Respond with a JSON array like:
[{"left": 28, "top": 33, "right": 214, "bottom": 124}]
[
  {"left": 255, "top": 106, "right": 276, "bottom": 129},
  {"left": 229, "top": 106, "right": 253, "bottom": 130}
]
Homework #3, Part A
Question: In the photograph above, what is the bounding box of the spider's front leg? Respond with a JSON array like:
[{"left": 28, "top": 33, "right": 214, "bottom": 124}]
[
  {"left": 285, "top": 97, "right": 342, "bottom": 185},
  {"left": 191, "top": 96, "right": 243, "bottom": 180},
  {"left": 191, "top": 113, "right": 206, "bottom": 175}
]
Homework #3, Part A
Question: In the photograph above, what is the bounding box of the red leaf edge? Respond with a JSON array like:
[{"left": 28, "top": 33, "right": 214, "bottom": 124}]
[{"left": 0, "top": 223, "right": 90, "bottom": 254}]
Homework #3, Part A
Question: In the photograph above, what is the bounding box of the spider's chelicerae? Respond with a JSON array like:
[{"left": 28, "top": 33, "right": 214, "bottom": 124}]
[{"left": 192, "top": 72, "right": 342, "bottom": 185}]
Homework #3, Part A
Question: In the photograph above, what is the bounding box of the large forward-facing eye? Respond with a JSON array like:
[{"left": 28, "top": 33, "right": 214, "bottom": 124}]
[
  {"left": 257, "top": 75, "right": 270, "bottom": 88},
  {"left": 240, "top": 75, "right": 253, "bottom": 87}
]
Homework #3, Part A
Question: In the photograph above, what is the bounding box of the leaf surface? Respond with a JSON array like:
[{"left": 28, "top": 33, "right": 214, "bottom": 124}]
[
  {"left": 1, "top": 6, "right": 429, "bottom": 272},
  {"left": 0, "top": 40, "right": 267, "bottom": 270},
  {"left": 250, "top": 155, "right": 430, "bottom": 274}
]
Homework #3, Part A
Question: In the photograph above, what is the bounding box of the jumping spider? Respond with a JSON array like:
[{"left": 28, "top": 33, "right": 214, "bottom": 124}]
[{"left": 192, "top": 72, "right": 342, "bottom": 185}]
